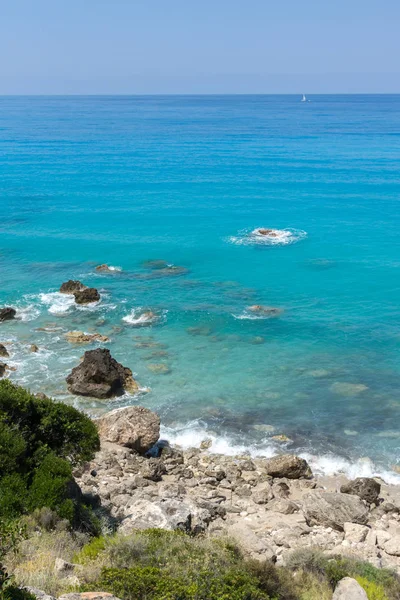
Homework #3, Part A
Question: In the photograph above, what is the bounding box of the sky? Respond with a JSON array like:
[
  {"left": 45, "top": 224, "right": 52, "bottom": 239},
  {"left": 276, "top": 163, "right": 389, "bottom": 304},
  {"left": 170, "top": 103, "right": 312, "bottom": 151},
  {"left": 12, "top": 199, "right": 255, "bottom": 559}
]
[{"left": 1, "top": 0, "right": 399, "bottom": 94}]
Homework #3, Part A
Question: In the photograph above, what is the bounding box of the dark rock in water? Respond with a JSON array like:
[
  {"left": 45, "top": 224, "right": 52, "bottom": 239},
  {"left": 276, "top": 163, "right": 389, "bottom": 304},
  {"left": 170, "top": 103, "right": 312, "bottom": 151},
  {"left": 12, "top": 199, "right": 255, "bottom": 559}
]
[
  {"left": 97, "top": 405, "right": 160, "bottom": 454},
  {"left": 341, "top": 477, "right": 381, "bottom": 505},
  {"left": 263, "top": 454, "right": 312, "bottom": 479},
  {"left": 143, "top": 259, "right": 170, "bottom": 270},
  {"left": 0, "top": 362, "right": 8, "bottom": 377},
  {"left": 30, "top": 344, "right": 39, "bottom": 353},
  {"left": 0, "top": 344, "right": 9, "bottom": 357},
  {"left": 59, "top": 280, "right": 86, "bottom": 294},
  {"left": 247, "top": 305, "right": 283, "bottom": 317},
  {"left": 73, "top": 287, "right": 100, "bottom": 304},
  {"left": 66, "top": 348, "right": 138, "bottom": 398},
  {"left": 0, "top": 307, "right": 16, "bottom": 321}
]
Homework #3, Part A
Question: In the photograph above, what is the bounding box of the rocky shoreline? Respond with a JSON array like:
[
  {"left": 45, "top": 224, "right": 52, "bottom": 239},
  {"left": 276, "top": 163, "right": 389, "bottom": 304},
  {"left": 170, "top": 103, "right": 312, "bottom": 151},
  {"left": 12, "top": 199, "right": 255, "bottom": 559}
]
[{"left": 74, "top": 405, "right": 400, "bottom": 576}]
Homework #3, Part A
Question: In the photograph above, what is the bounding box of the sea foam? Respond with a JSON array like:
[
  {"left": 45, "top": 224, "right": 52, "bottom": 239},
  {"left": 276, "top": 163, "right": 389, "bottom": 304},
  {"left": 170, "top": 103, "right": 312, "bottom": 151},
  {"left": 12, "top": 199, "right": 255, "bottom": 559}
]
[{"left": 228, "top": 227, "right": 307, "bottom": 247}]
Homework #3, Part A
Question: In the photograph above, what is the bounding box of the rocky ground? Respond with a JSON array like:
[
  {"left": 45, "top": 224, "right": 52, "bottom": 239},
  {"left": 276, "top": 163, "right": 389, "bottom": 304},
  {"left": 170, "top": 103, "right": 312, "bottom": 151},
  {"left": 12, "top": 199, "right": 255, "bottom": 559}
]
[{"left": 74, "top": 405, "right": 400, "bottom": 575}]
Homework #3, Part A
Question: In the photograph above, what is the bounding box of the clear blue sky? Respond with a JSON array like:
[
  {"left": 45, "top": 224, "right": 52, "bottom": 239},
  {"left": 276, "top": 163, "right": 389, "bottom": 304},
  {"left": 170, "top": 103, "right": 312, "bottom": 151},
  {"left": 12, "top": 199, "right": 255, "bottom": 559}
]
[{"left": 1, "top": 0, "right": 399, "bottom": 94}]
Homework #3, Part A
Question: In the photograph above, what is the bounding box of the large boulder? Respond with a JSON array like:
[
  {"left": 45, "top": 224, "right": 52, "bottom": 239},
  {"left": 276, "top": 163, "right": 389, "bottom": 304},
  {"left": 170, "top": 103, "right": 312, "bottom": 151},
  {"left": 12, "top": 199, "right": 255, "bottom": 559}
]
[
  {"left": 97, "top": 405, "right": 160, "bottom": 454},
  {"left": 0, "top": 307, "right": 16, "bottom": 321},
  {"left": 302, "top": 491, "right": 369, "bottom": 531},
  {"left": 263, "top": 454, "right": 312, "bottom": 479},
  {"left": 59, "top": 280, "right": 86, "bottom": 294},
  {"left": 0, "top": 343, "right": 9, "bottom": 357},
  {"left": 119, "top": 498, "right": 211, "bottom": 535},
  {"left": 73, "top": 287, "right": 100, "bottom": 304},
  {"left": 332, "top": 577, "right": 368, "bottom": 600},
  {"left": 23, "top": 588, "right": 57, "bottom": 600},
  {"left": 66, "top": 348, "right": 138, "bottom": 398},
  {"left": 340, "top": 477, "right": 381, "bottom": 505}
]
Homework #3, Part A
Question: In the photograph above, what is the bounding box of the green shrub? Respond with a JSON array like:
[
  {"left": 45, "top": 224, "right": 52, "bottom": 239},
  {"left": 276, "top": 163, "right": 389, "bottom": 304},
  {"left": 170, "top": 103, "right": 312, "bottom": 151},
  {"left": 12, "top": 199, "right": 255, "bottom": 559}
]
[
  {"left": 74, "top": 536, "right": 108, "bottom": 564},
  {"left": 96, "top": 565, "right": 270, "bottom": 600},
  {"left": 0, "top": 381, "right": 100, "bottom": 526},
  {"left": 0, "top": 380, "right": 99, "bottom": 468},
  {"left": 356, "top": 576, "right": 389, "bottom": 600},
  {"left": 3, "top": 586, "right": 37, "bottom": 600}
]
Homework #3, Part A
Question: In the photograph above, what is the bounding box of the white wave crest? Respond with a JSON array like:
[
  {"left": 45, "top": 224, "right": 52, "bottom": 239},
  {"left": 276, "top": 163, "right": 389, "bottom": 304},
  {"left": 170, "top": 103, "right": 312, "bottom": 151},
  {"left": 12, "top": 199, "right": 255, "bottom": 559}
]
[
  {"left": 228, "top": 227, "right": 307, "bottom": 247},
  {"left": 122, "top": 307, "right": 166, "bottom": 327},
  {"left": 16, "top": 304, "right": 41, "bottom": 322},
  {"left": 160, "top": 422, "right": 400, "bottom": 485},
  {"left": 39, "top": 292, "right": 75, "bottom": 315}
]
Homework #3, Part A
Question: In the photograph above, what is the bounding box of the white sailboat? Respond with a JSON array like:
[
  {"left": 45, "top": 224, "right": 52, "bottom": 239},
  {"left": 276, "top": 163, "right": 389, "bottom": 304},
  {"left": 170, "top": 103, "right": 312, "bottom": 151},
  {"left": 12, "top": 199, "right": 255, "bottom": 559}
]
[{"left": 301, "top": 94, "right": 307, "bottom": 102}]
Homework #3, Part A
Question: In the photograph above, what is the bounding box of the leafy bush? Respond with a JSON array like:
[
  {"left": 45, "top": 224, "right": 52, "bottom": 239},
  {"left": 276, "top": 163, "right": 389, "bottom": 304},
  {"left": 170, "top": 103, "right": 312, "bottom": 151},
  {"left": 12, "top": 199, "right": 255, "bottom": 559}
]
[
  {"left": 2, "top": 587, "right": 37, "bottom": 600},
  {"left": 356, "top": 576, "right": 389, "bottom": 600},
  {"left": 286, "top": 548, "right": 400, "bottom": 600},
  {"left": 0, "top": 380, "right": 99, "bottom": 468},
  {"left": 95, "top": 565, "right": 270, "bottom": 600},
  {"left": 0, "top": 381, "right": 100, "bottom": 527}
]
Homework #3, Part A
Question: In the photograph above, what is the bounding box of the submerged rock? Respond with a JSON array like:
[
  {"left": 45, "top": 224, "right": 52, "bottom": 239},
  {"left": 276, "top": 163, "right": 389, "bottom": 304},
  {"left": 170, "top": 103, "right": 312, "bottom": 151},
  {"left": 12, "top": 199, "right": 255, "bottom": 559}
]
[
  {"left": 0, "top": 343, "right": 9, "bottom": 357},
  {"left": 147, "top": 363, "right": 171, "bottom": 374},
  {"left": 264, "top": 454, "right": 312, "bottom": 479},
  {"left": 59, "top": 280, "right": 86, "bottom": 294},
  {"left": 0, "top": 307, "right": 16, "bottom": 321},
  {"left": 340, "top": 477, "right": 381, "bottom": 505},
  {"left": 302, "top": 491, "right": 369, "bottom": 531},
  {"left": 142, "top": 259, "right": 170, "bottom": 270},
  {"left": 65, "top": 331, "right": 109, "bottom": 344},
  {"left": 331, "top": 382, "right": 368, "bottom": 396},
  {"left": 247, "top": 305, "right": 283, "bottom": 317},
  {"left": 73, "top": 287, "right": 100, "bottom": 304},
  {"left": 29, "top": 344, "right": 39, "bottom": 353},
  {"left": 66, "top": 348, "right": 138, "bottom": 398},
  {"left": 97, "top": 405, "right": 160, "bottom": 454}
]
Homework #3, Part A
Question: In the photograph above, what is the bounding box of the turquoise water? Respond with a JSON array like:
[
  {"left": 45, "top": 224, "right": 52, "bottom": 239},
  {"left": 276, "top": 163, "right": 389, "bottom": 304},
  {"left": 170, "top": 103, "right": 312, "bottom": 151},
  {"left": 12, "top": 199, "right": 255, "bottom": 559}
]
[{"left": 1, "top": 95, "right": 400, "bottom": 479}]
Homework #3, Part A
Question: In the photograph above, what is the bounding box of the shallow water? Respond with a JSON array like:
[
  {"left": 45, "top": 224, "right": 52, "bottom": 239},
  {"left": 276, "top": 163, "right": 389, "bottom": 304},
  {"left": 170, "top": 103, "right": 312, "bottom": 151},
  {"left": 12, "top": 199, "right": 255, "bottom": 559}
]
[{"left": 1, "top": 95, "right": 400, "bottom": 481}]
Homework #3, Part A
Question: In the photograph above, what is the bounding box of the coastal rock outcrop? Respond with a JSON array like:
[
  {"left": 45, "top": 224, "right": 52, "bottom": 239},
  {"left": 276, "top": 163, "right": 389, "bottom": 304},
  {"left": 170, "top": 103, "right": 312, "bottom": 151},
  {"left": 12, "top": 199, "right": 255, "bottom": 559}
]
[
  {"left": 59, "top": 280, "right": 86, "bottom": 294},
  {"left": 73, "top": 287, "right": 100, "bottom": 304},
  {"left": 95, "top": 264, "right": 118, "bottom": 273},
  {"left": 96, "top": 406, "right": 160, "bottom": 454},
  {"left": 0, "top": 307, "right": 16, "bottom": 321},
  {"left": 332, "top": 577, "right": 368, "bottom": 600},
  {"left": 65, "top": 331, "right": 109, "bottom": 344},
  {"left": 247, "top": 305, "right": 283, "bottom": 317},
  {"left": 0, "top": 343, "right": 9, "bottom": 357},
  {"left": 66, "top": 348, "right": 138, "bottom": 398},
  {"left": 0, "top": 362, "right": 8, "bottom": 377},
  {"left": 302, "top": 491, "right": 369, "bottom": 530},
  {"left": 263, "top": 454, "right": 312, "bottom": 479},
  {"left": 340, "top": 477, "right": 381, "bottom": 505}
]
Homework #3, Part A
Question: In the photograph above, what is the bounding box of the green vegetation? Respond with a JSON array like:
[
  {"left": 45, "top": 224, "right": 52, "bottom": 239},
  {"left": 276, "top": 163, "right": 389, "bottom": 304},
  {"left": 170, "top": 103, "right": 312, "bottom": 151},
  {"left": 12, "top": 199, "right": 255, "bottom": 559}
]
[{"left": 0, "top": 380, "right": 99, "bottom": 526}]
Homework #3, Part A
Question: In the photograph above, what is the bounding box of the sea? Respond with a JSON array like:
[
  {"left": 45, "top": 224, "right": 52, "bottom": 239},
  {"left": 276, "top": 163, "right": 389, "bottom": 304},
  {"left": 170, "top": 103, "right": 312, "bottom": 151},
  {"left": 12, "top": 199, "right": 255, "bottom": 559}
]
[{"left": 1, "top": 94, "right": 399, "bottom": 482}]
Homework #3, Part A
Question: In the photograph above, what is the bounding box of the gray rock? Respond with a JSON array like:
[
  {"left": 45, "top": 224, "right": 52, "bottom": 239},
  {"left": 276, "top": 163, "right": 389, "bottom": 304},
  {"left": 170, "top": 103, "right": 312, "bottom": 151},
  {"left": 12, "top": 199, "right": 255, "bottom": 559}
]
[
  {"left": 332, "top": 577, "right": 368, "bottom": 599},
  {"left": 59, "top": 280, "right": 86, "bottom": 294},
  {"left": 0, "top": 307, "right": 16, "bottom": 321},
  {"left": 383, "top": 535, "right": 400, "bottom": 556},
  {"left": 0, "top": 343, "right": 9, "bottom": 357},
  {"left": 302, "top": 491, "right": 369, "bottom": 531},
  {"left": 343, "top": 522, "right": 369, "bottom": 543},
  {"left": 340, "top": 477, "right": 381, "bottom": 505},
  {"left": 227, "top": 522, "right": 276, "bottom": 562},
  {"left": 120, "top": 498, "right": 211, "bottom": 534},
  {"left": 54, "top": 557, "right": 75, "bottom": 575},
  {"left": 97, "top": 405, "right": 160, "bottom": 453},
  {"left": 263, "top": 454, "right": 312, "bottom": 479},
  {"left": 23, "top": 588, "right": 56, "bottom": 600},
  {"left": 66, "top": 348, "right": 138, "bottom": 398}
]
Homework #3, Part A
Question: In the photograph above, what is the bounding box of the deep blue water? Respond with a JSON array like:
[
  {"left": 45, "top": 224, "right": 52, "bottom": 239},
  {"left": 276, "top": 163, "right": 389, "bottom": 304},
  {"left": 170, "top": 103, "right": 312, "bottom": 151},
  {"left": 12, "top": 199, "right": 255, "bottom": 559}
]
[{"left": 1, "top": 95, "right": 400, "bottom": 480}]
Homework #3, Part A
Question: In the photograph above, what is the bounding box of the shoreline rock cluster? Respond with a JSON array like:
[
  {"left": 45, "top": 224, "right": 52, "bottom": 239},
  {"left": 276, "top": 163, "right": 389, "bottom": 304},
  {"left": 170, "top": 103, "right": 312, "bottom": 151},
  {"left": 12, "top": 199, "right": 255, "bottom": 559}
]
[{"left": 74, "top": 405, "right": 400, "bottom": 575}]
